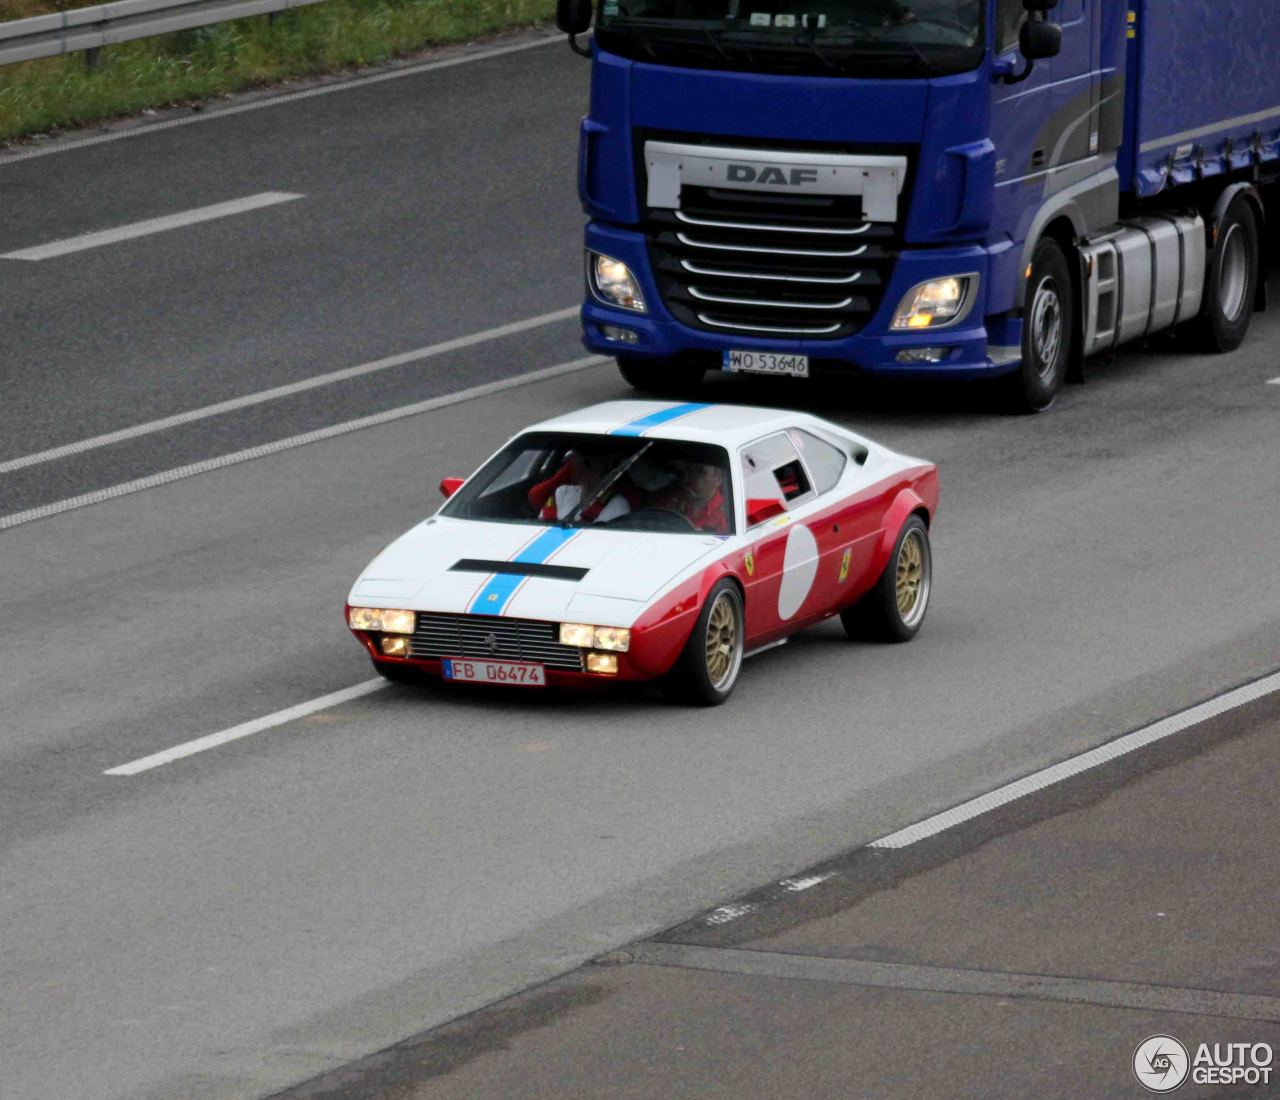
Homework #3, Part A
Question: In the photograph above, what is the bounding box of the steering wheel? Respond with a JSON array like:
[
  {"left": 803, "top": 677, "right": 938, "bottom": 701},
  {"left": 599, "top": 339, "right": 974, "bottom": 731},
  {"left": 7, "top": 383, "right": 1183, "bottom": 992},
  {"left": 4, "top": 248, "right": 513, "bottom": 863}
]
[{"left": 604, "top": 506, "right": 698, "bottom": 532}]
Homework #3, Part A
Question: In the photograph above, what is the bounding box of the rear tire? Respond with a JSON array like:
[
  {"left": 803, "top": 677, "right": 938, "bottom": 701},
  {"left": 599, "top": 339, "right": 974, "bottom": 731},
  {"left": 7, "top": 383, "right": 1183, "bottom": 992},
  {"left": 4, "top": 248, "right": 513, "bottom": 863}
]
[
  {"left": 840, "top": 516, "right": 931, "bottom": 643},
  {"left": 617, "top": 355, "right": 705, "bottom": 397},
  {"left": 1003, "top": 237, "right": 1075, "bottom": 414},
  {"left": 1194, "top": 196, "right": 1261, "bottom": 353},
  {"left": 663, "top": 579, "right": 744, "bottom": 706}
]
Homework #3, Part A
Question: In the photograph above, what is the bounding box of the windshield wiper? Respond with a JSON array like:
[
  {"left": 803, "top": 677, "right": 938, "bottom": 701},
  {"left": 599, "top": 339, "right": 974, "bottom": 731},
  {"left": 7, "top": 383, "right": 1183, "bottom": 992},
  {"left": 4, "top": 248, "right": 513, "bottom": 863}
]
[{"left": 564, "top": 443, "right": 654, "bottom": 527}]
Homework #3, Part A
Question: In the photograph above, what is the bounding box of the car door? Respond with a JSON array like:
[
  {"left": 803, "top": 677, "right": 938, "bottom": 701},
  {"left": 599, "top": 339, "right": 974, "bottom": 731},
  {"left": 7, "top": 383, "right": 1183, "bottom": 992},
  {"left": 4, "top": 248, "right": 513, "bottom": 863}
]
[
  {"left": 989, "top": 0, "right": 1100, "bottom": 241},
  {"left": 739, "top": 431, "right": 828, "bottom": 646},
  {"left": 788, "top": 428, "right": 886, "bottom": 615}
]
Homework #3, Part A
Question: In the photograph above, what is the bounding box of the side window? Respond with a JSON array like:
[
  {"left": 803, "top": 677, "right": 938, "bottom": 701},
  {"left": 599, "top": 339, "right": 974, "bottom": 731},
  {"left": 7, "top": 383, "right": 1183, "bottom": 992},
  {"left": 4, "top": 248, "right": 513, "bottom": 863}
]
[
  {"left": 996, "top": 0, "right": 1026, "bottom": 52},
  {"left": 790, "top": 429, "right": 847, "bottom": 495},
  {"left": 741, "top": 432, "right": 816, "bottom": 522}
]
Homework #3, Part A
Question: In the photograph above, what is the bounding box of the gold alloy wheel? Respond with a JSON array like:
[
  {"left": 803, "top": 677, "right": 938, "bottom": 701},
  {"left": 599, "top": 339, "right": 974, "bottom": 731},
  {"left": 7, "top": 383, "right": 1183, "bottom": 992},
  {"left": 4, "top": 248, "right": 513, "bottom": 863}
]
[
  {"left": 895, "top": 529, "right": 928, "bottom": 625},
  {"left": 705, "top": 591, "right": 740, "bottom": 690}
]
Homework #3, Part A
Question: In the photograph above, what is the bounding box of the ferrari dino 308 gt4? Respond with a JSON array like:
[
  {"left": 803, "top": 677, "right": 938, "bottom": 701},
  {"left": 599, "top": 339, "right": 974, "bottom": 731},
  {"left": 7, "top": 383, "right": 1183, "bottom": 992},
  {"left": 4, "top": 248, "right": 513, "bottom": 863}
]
[{"left": 347, "top": 401, "right": 937, "bottom": 704}]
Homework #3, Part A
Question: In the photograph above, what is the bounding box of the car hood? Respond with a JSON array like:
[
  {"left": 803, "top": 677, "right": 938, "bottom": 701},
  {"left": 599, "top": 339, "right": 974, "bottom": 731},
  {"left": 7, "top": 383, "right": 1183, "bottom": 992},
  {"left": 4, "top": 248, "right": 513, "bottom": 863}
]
[{"left": 349, "top": 517, "right": 726, "bottom": 625}]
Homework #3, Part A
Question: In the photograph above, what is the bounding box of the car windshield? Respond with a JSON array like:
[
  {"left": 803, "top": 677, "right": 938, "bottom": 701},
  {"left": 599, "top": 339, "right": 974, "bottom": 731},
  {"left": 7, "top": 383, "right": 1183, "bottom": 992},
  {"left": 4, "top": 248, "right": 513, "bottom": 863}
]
[
  {"left": 595, "top": 0, "right": 982, "bottom": 76},
  {"left": 441, "top": 432, "right": 735, "bottom": 536}
]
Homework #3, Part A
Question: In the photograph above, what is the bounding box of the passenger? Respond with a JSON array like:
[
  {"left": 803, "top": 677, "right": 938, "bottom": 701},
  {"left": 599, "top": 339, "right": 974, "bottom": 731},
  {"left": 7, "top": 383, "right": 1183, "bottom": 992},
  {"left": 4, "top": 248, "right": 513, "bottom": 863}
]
[{"left": 527, "top": 450, "right": 632, "bottom": 524}]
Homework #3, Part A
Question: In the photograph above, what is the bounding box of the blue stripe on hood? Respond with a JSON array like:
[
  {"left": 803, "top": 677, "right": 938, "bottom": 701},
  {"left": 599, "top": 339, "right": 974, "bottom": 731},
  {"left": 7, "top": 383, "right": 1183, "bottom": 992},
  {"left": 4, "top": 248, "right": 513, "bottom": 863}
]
[{"left": 467, "top": 527, "right": 580, "bottom": 616}]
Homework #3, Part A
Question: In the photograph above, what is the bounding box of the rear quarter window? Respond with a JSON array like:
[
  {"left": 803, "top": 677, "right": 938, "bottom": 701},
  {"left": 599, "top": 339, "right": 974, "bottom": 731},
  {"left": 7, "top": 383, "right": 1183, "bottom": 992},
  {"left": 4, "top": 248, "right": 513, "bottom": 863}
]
[{"left": 791, "top": 429, "right": 847, "bottom": 495}]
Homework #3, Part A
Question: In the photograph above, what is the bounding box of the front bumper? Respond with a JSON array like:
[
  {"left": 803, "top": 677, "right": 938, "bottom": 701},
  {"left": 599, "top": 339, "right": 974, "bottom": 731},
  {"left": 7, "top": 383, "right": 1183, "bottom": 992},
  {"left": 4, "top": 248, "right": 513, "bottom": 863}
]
[
  {"left": 582, "top": 222, "right": 1021, "bottom": 380},
  {"left": 349, "top": 601, "right": 697, "bottom": 686}
]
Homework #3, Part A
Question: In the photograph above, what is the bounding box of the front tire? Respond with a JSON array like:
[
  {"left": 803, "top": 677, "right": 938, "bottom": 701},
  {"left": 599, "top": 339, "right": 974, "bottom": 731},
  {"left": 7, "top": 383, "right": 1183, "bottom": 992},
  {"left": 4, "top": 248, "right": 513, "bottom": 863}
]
[
  {"left": 1194, "top": 196, "right": 1261, "bottom": 353},
  {"left": 617, "top": 355, "right": 705, "bottom": 397},
  {"left": 840, "top": 516, "right": 931, "bottom": 643},
  {"left": 1003, "top": 238, "right": 1075, "bottom": 414},
  {"left": 663, "top": 579, "right": 744, "bottom": 706}
]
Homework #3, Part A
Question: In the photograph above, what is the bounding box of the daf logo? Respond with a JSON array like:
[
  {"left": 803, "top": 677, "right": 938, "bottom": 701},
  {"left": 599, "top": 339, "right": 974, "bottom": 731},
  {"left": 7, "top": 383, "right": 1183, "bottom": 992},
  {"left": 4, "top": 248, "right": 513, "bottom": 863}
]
[
  {"left": 484, "top": 633, "right": 500, "bottom": 654},
  {"left": 726, "top": 164, "right": 820, "bottom": 187}
]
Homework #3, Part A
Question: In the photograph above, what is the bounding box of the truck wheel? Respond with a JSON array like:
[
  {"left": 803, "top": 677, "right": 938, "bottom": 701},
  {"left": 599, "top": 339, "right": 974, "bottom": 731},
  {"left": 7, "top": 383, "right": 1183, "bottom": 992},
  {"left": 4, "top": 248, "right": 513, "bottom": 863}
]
[
  {"left": 1004, "top": 238, "right": 1075, "bottom": 414},
  {"left": 617, "top": 355, "right": 705, "bottom": 397},
  {"left": 840, "top": 515, "right": 931, "bottom": 643},
  {"left": 662, "top": 579, "right": 744, "bottom": 706},
  {"left": 1196, "top": 197, "right": 1260, "bottom": 353}
]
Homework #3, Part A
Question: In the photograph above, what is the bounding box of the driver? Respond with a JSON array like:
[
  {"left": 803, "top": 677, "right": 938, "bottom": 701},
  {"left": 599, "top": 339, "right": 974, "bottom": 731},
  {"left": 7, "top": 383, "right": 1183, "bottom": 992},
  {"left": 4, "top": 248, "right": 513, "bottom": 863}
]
[
  {"left": 527, "top": 450, "right": 633, "bottom": 524},
  {"left": 648, "top": 460, "right": 728, "bottom": 533}
]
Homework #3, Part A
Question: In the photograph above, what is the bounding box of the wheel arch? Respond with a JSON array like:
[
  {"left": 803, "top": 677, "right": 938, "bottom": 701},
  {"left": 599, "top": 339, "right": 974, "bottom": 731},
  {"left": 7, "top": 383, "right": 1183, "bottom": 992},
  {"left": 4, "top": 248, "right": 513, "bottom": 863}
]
[{"left": 1208, "top": 182, "right": 1268, "bottom": 313}]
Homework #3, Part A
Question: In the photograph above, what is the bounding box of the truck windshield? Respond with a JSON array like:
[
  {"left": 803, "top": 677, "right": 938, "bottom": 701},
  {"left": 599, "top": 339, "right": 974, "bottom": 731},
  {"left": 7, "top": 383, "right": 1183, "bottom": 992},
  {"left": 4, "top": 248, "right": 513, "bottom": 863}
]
[{"left": 595, "top": 0, "right": 982, "bottom": 76}]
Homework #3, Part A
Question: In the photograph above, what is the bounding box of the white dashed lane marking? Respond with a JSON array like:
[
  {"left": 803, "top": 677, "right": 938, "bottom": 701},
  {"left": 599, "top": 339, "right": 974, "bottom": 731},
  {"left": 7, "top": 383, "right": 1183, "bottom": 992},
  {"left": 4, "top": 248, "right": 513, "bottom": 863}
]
[
  {"left": 1, "top": 192, "right": 304, "bottom": 261},
  {"left": 0, "top": 355, "right": 606, "bottom": 532},
  {"left": 104, "top": 679, "right": 389, "bottom": 775},
  {"left": 0, "top": 307, "right": 579, "bottom": 475}
]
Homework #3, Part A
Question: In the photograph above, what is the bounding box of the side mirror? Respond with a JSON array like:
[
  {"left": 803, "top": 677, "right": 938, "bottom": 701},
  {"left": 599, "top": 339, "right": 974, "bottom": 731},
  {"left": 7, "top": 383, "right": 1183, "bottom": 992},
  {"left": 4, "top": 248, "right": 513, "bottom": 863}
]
[
  {"left": 1022, "top": 0, "right": 1058, "bottom": 9},
  {"left": 439, "top": 477, "right": 465, "bottom": 499},
  {"left": 556, "top": 0, "right": 592, "bottom": 35},
  {"left": 746, "top": 498, "right": 786, "bottom": 527},
  {"left": 1020, "top": 18, "right": 1062, "bottom": 60}
]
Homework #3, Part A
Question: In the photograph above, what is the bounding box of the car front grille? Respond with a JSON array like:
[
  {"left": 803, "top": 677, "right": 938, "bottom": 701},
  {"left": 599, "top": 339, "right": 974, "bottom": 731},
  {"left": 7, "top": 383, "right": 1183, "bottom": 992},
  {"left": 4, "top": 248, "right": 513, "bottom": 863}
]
[
  {"left": 646, "top": 185, "right": 899, "bottom": 340},
  {"left": 410, "top": 613, "right": 584, "bottom": 672}
]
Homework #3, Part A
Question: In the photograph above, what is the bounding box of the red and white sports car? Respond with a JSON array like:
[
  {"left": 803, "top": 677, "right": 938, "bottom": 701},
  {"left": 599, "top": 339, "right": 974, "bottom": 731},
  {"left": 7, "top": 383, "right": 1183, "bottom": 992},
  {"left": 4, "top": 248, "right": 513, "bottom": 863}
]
[{"left": 346, "top": 401, "right": 938, "bottom": 705}]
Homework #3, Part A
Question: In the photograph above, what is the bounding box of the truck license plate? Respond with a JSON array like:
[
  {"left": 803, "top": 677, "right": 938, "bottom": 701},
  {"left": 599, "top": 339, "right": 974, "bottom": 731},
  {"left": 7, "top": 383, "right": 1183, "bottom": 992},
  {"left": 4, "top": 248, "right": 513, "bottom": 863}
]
[
  {"left": 442, "top": 658, "right": 547, "bottom": 687},
  {"left": 723, "top": 350, "right": 810, "bottom": 378}
]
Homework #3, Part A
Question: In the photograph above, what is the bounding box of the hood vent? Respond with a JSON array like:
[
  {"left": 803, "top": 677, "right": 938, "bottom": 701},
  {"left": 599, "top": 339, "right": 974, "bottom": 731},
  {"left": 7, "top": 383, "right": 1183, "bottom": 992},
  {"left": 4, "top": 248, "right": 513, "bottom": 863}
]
[{"left": 451, "top": 559, "right": 589, "bottom": 582}]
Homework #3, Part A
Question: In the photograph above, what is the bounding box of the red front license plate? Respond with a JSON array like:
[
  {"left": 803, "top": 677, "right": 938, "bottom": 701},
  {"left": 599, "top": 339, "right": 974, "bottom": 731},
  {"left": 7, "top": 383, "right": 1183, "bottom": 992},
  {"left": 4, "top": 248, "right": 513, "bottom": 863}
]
[{"left": 442, "top": 657, "right": 547, "bottom": 687}]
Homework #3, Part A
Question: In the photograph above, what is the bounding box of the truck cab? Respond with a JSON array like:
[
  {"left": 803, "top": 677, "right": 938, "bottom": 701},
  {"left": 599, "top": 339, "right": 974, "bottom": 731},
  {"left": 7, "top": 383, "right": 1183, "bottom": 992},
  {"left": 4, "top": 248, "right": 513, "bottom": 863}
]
[{"left": 559, "top": 0, "right": 1276, "bottom": 410}]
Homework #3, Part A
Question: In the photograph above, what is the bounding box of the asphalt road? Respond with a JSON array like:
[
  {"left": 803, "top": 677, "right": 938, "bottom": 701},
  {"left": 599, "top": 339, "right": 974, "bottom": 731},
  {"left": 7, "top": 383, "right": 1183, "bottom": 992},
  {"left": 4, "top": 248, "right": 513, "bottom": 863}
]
[
  {"left": 273, "top": 691, "right": 1280, "bottom": 1099},
  {"left": 2, "top": 29, "right": 1279, "bottom": 1100}
]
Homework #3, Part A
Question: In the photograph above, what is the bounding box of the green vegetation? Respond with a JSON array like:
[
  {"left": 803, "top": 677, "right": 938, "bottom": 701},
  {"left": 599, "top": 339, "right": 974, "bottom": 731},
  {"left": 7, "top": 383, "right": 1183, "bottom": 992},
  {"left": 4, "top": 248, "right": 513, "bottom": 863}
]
[{"left": 0, "top": 0, "right": 557, "bottom": 144}]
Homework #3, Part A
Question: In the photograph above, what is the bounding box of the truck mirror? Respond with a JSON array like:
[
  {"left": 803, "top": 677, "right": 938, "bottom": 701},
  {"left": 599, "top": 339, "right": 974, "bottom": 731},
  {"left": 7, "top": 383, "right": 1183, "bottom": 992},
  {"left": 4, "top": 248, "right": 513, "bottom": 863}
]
[
  {"left": 1021, "top": 0, "right": 1059, "bottom": 10},
  {"left": 1020, "top": 19, "right": 1062, "bottom": 61},
  {"left": 556, "top": 0, "right": 592, "bottom": 35}
]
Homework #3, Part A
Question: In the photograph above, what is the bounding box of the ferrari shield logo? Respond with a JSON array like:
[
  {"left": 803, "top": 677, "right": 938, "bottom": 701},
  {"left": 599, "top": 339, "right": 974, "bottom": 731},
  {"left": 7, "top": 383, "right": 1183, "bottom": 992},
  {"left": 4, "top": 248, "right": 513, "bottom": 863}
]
[
  {"left": 744, "top": 551, "right": 755, "bottom": 577},
  {"left": 838, "top": 547, "right": 851, "bottom": 583}
]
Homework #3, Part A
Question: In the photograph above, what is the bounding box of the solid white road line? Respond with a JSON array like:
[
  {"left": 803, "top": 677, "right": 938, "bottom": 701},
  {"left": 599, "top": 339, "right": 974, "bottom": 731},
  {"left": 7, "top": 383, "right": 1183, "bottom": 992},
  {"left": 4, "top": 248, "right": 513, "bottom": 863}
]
[
  {"left": 0, "top": 306, "right": 580, "bottom": 475},
  {"left": 105, "top": 679, "right": 388, "bottom": 775},
  {"left": 1, "top": 192, "right": 303, "bottom": 261},
  {"left": 868, "top": 669, "right": 1280, "bottom": 849},
  {"left": 1268, "top": 377, "right": 1280, "bottom": 385},
  {"left": 0, "top": 34, "right": 560, "bottom": 167},
  {"left": 0, "top": 355, "right": 607, "bottom": 532}
]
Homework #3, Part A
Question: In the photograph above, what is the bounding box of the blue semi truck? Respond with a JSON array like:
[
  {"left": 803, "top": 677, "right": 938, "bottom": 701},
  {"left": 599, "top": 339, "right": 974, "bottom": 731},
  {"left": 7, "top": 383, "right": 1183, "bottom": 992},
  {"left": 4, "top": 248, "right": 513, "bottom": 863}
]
[{"left": 554, "top": 0, "right": 1279, "bottom": 410}]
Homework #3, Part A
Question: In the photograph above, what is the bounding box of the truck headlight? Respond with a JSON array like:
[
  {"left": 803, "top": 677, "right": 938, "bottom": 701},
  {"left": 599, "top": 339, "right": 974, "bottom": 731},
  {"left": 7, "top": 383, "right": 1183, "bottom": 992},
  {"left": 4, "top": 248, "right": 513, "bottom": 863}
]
[
  {"left": 347, "top": 607, "right": 416, "bottom": 634},
  {"left": 560, "top": 623, "right": 631, "bottom": 652},
  {"left": 589, "top": 252, "right": 646, "bottom": 313},
  {"left": 891, "top": 275, "right": 977, "bottom": 330}
]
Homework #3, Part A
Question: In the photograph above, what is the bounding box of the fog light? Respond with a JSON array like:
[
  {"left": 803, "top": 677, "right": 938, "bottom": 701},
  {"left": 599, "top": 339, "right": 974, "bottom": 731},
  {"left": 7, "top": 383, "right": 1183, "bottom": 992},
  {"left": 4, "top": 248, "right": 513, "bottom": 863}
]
[
  {"left": 589, "top": 253, "right": 646, "bottom": 313},
  {"left": 560, "top": 623, "right": 595, "bottom": 647},
  {"left": 896, "top": 347, "right": 950, "bottom": 364},
  {"left": 586, "top": 652, "right": 618, "bottom": 675},
  {"left": 379, "top": 635, "right": 410, "bottom": 657},
  {"left": 600, "top": 324, "right": 640, "bottom": 345},
  {"left": 892, "top": 275, "right": 976, "bottom": 330}
]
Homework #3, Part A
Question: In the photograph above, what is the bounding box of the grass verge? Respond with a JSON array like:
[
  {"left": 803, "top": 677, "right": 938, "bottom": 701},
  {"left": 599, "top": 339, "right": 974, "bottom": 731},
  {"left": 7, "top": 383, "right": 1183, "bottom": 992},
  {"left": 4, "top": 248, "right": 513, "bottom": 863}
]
[{"left": 0, "top": 0, "right": 557, "bottom": 145}]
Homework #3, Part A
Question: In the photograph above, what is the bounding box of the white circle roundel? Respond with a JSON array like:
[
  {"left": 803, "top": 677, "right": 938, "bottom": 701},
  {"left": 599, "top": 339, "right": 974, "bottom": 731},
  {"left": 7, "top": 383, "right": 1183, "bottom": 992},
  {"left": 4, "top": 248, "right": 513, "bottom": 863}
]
[
  {"left": 1132, "top": 1035, "right": 1189, "bottom": 1093},
  {"left": 777, "top": 524, "right": 819, "bottom": 621}
]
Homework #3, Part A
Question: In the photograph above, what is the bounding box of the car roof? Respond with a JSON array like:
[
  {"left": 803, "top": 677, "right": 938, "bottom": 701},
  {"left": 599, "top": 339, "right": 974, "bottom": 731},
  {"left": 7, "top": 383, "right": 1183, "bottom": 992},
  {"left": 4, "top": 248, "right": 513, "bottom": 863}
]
[{"left": 523, "top": 401, "right": 864, "bottom": 449}]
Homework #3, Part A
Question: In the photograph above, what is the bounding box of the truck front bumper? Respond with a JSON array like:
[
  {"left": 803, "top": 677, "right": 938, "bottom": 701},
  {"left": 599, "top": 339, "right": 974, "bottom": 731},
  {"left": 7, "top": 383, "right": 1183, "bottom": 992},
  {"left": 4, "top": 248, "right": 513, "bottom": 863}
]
[{"left": 581, "top": 223, "right": 1021, "bottom": 381}]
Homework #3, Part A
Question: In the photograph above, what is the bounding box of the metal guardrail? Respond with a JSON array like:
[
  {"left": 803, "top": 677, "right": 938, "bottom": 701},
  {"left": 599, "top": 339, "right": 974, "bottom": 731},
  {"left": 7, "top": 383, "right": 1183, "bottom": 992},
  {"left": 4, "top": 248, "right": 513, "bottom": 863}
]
[{"left": 0, "top": 0, "right": 328, "bottom": 66}]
